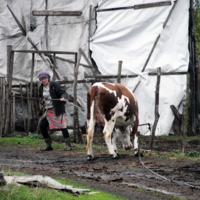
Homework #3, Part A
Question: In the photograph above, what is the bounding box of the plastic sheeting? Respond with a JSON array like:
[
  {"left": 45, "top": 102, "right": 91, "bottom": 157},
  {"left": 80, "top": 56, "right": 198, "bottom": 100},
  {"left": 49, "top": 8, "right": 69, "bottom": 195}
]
[
  {"left": 4, "top": 175, "right": 90, "bottom": 193},
  {"left": 0, "top": 0, "right": 99, "bottom": 127},
  {"left": 90, "top": 0, "right": 189, "bottom": 135},
  {"left": 0, "top": 0, "right": 190, "bottom": 135}
]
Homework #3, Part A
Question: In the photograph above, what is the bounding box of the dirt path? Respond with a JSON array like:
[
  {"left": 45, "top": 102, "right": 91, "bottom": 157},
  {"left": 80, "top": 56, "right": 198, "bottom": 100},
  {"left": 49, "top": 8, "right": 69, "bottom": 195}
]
[{"left": 0, "top": 145, "right": 200, "bottom": 200}]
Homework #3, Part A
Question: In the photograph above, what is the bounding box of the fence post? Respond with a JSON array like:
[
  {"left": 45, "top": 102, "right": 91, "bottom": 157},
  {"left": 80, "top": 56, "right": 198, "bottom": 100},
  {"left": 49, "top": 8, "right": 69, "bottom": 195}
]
[
  {"left": 0, "top": 78, "right": 3, "bottom": 137},
  {"left": 73, "top": 49, "right": 82, "bottom": 143},
  {"left": 5, "top": 45, "right": 14, "bottom": 135},
  {"left": 117, "top": 61, "right": 122, "bottom": 83},
  {"left": 149, "top": 67, "right": 161, "bottom": 150},
  {"left": 181, "top": 73, "right": 190, "bottom": 153}
]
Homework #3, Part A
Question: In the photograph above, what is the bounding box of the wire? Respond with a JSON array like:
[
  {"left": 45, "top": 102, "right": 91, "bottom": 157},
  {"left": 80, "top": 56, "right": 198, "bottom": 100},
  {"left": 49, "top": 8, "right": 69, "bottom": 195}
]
[{"left": 137, "top": 140, "right": 200, "bottom": 190}]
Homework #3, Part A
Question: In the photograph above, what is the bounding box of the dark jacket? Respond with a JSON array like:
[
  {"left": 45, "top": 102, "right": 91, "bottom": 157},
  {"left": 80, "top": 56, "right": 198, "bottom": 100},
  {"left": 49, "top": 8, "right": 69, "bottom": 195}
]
[{"left": 38, "top": 81, "right": 69, "bottom": 116}]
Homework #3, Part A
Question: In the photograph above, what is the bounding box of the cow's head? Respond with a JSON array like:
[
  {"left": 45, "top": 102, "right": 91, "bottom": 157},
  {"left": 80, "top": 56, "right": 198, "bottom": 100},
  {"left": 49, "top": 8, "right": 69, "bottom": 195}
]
[{"left": 115, "top": 126, "right": 133, "bottom": 150}]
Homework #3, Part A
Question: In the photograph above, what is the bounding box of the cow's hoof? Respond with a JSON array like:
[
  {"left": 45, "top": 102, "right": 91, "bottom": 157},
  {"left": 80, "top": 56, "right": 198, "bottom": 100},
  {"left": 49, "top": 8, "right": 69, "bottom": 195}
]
[
  {"left": 125, "top": 146, "right": 132, "bottom": 150},
  {"left": 87, "top": 155, "right": 94, "bottom": 160},
  {"left": 112, "top": 153, "right": 119, "bottom": 159},
  {"left": 135, "top": 152, "right": 143, "bottom": 157}
]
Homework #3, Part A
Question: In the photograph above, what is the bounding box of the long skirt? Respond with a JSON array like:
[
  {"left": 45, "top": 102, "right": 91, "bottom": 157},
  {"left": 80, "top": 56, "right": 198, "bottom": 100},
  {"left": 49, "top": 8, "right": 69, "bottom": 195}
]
[{"left": 46, "top": 109, "right": 67, "bottom": 130}]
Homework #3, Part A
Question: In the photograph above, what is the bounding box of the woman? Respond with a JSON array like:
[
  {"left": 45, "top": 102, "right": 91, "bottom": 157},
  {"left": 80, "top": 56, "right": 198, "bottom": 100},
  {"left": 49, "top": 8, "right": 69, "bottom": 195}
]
[{"left": 38, "top": 71, "right": 71, "bottom": 151}]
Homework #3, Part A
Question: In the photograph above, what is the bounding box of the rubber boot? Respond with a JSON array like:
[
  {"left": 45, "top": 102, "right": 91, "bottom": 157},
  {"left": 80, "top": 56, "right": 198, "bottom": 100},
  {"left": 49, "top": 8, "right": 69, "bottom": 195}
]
[
  {"left": 64, "top": 138, "right": 71, "bottom": 151},
  {"left": 41, "top": 138, "right": 53, "bottom": 151}
]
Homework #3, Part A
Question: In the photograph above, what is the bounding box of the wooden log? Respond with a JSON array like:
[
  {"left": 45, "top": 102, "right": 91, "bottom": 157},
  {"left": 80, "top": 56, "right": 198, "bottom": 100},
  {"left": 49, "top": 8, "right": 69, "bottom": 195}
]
[
  {"left": 181, "top": 73, "right": 190, "bottom": 153},
  {"left": 97, "top": 1, "right": 171, "bottom": 12},
  {"left": 26, "top": 83, "right": 30, "bottom": 135},
  {"left": 32, "top": 11, "right": 82, "bottom": 16},
  {"left": 2, "top": 78, "right": 6, "bottom": 134},
  {"left": 45, "top": 0, "right": 49, "bottom": 50},
  {"left": 163, "top": 0, "right": 177, "bottom": 28},
  {"left": 170, "top": 105, "right": 182, "bottom": 135},
  {"left": 5, "top": 46, "right": 14, "bottom": 135},
  {"left": 117, "top": 61, "right": 122, "bottom": 83},
  {"left": 12, "top": 93, "right": 15, "bottom": 134},
  {"left": 13, "top": 49, "right": 77, "bottom": 55},
  {"left": 7, "top": 5, "right": 26, "bottom": 36},
  {"left": 0, "top": 78, "right": 3, "bottom": 137},
  {"left": 198, "top": 56, "right": 200, "bottom": 122},
  {"left": 11, "top": 71, "right": 187, "bottom": 88},
  {"left": 132, "top": 81, "right": 141, "bottom": 93},
  {"left": 73, "top": 49, "right": 83, "bottom": 143},
  {"left": 134, "top": 1, "right": 171, "bottom": 10},
  {"left": 20, "top": 84, "right": 27, "bottom": 132},
  {"left": 88, "top": 5, "right": 92, "bottom": 59},
  {"left": 45, "top": 54, "right": 92, "bottom": 68},
  {"left": 79, "top": 48, "right": 93, "bottom": 68},
  {"left": 149, "top": 67, "right": 161, "bottom": 150},
  {"left": 52, "top": 53, "right": 56, "bottom": 81},
  {"left": 142, "top": 35, "right": 160, "bottom": 72},
  {"left": 34, "top": 83, "right": 39, "bottom": 124}
]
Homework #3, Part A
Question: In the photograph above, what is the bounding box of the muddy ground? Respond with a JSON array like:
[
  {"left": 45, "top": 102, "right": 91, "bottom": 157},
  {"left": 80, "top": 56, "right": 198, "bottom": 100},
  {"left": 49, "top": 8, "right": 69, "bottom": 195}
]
[{"left": 0, "top": 136, "right": 200, "bottom": 200}]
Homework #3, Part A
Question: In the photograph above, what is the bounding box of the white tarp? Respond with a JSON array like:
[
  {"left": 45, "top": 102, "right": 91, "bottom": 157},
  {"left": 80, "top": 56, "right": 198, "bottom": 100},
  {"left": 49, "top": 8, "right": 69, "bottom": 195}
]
[
  {"left": 0, "top": 0, "right": 190, "bottom": 135},
  {"left": 90, "top": 0, "right": 189, "bottom": 135},
  {"left": 4, "top": 175, "right": 90, "bottom": 193},
  {"left": 0, "top": 0, "right": 99, "bottom": 127}
]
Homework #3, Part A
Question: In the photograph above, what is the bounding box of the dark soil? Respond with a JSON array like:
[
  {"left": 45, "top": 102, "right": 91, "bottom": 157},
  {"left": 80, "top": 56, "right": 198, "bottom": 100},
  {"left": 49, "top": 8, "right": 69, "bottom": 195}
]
[{"left": 0, "top": 136, "right": 200, "bottom": 200}]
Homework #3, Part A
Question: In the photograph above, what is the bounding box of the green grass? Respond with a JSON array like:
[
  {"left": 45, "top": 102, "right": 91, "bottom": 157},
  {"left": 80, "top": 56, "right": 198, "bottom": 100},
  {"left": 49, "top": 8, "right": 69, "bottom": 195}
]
[
  {"left": 0, "top": 172, "right": 127, "bottom": 200},
  {"left": 0, "top": 133, "right": 200, "bottom": 159},
  {"left": 139, "top": 134, "right": 200, "bottom": 142}
]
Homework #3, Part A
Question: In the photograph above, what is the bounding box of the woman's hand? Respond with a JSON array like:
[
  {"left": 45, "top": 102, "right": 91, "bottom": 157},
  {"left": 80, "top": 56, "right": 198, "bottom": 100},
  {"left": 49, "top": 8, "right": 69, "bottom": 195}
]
[{"left": 60, "top": 97, "right": 66, "bottom": 101}]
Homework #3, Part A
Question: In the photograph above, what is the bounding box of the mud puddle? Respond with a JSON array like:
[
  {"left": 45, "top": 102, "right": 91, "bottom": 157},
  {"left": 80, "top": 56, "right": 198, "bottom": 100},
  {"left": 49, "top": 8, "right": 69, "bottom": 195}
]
[{"left": 0, "top": 145, "right": 200, "bottom": 200}]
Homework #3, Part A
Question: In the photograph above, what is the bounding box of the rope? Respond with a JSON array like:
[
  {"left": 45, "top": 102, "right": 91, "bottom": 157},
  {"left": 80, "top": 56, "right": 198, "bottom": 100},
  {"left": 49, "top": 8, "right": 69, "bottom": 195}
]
[{"left": 137, "top": 139, "right": 200, "bottom": 190}]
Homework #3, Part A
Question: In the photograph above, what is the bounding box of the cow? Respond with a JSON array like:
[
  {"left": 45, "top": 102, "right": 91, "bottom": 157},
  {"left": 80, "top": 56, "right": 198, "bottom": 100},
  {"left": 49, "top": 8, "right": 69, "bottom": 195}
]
[{"left": 86, "top": 82, "right": 139, "bottom": 160}]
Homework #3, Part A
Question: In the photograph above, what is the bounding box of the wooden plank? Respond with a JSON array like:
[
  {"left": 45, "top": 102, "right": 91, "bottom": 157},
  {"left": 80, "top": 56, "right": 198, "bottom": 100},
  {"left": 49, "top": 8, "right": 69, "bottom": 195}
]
[
  {"left": 20, "top": 84, "right": 27, "bottom": 132},
  {"left": 30, "top": 53, "right": 35, "bottom": 102},
  {"left": 11, "top": 71, "right": 187, "bottom": 88},
  {"left": 13, "top": 49, "right": 77, "bottom": 55},
  {"left": 117, "top": 61, "right": 122, "bottom": 83},
  {"left": 134, "top": 1, "right": 171, "bottom": 10},
  {"left": 30, "top": 53, "right": 35, "bottom": 126},
  {"left": 32, "top": 11, "right": 82, "bottom": 16},
  {"left": 79, "top": 48, "right": 92, "bottom": 68},
  {"left": 163, "top": 1, "right": 177, "bottom": 28},
  {"left": 7, "top": 5, "right": 26, "bottom": 36},
  {"left": 2, "top": 79, "right": 6, "bottom": 134},
  {"left": 97, "top": 6, "right": 134, "bottom": 12},
  {"left": 181, "top": 73, "right": 190, "bottom": 153},
  {"left": 44, "top": 54, "right": 92, "bottom": 68},
  {"left": 26, "top": 84, "right": 30, "bottom": 135},
  {"left": 132, "top": 81, "right": 141, "bottom": 93},
  {"left": 5, "top": 46, "right": 14, "bottom": 135},
  {"left": 33, "top": 83, "right": 39, "bottom": 123},
  {"left": 97, "top": 1, "right": 171, "bottom": 12},
  {"left": 0, "top": 78, "right": 2, "bottom": 137},
  {"left": 52, "top": 54, "right": 56, "bottom": 81},
  {"left": 45, "top": 0, "right": 49, "bottom": 50},
  {"left": 12, "top": 93, "right": 16, "bottom": 134},
  {"left": 149, "top": 67, "right": 161, "bottom": 150},
  {"left": 170, "top": 105, "right": 182, "bottom": 122},
  {"left": 170, "top": 105, "right": 182, "bottom": 136},
  {"left": 73, "top": 50, "right": 83, "bottom": 143},
  {"left": 142, "top": 35, "right": 160, "bottom": 72},
  {"left": 27, "top": 37, "right": 61, "bottom": 81}
]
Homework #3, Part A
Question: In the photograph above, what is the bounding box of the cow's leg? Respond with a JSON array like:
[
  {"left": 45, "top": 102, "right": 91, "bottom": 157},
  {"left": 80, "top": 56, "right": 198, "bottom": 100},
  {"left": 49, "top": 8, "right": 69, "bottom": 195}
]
[
  {"left": 103, "top": 120, "right": 118, "bottom": 158},
  {"left": 86, "top": 119, "right": 96, "bottom": 160},
  {"left": 86, "top": 101, "right": 96, "bottom": 160},
  {"left": 111, "top": 129, "right": 118, "bottom": 157},
  {"left": 132, "top": 117, "right": 143, "bottom": 157}
]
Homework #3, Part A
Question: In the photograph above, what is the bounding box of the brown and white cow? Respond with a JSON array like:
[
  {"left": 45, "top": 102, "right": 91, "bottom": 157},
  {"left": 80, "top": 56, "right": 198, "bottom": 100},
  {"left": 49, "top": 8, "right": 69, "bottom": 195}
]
[{"left": 86, "top": 82, "right": 139, "bottom": 160}]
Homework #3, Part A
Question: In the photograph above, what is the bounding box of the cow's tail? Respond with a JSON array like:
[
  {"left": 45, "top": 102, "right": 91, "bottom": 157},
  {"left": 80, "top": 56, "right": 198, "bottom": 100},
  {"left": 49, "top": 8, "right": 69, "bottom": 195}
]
[{"left": 86, "top": 86, "right": 98, "bottom": 151}]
